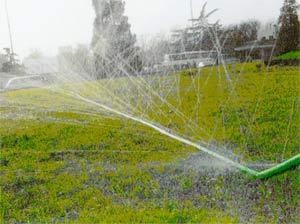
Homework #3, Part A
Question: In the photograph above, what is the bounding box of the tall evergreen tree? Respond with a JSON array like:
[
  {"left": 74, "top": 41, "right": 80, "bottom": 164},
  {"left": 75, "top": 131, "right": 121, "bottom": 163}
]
[
  {"left": 276, "top": 0, "right": 300, "bottom": 54},
  {"left": 92, "top": 0, "right": 141, "bottom": 78}
]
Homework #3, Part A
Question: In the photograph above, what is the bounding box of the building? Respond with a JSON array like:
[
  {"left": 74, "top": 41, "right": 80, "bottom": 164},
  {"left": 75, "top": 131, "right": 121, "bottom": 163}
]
[
  {"left": 234, "top": 39, "right": 275, "bottom": 63},
  {"left": 163, "top": 51, "right": 217, "bottom": 70},
  {"left": 235, "top": 22, "right": 278, "bottom": 63},
  {"left": 170, "top": 28, "right": 197, "bottom": 53}
]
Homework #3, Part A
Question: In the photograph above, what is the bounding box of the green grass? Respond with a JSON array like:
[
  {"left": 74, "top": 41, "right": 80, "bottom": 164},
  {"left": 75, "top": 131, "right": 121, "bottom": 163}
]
[
  {"left": 275, "top": 51, "right": 300, "bottom": 60},
  {"left": 1, "top": 62, "right": 299, "bottom": 223}
]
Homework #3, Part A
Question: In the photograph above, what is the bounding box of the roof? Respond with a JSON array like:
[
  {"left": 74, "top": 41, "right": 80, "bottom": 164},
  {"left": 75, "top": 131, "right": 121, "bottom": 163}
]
[
  {"left": 166, "top": 51, "right": 217, "bottom": 57},
  {"left": 235, "top": 42, "right": 275, "bottom": 51}
]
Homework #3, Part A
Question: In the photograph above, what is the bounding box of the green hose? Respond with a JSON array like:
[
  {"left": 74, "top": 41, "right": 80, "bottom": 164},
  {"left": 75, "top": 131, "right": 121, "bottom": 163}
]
[
  {"left": 241, "top": 154, "right": 300, "bottom": 179},
  {"left": 64, "top": 93, "right": 300, "bottom": 181}
]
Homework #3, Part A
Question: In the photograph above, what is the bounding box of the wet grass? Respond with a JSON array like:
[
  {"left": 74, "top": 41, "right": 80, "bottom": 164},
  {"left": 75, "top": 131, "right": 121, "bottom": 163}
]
[
  {"left": 1, "top": 62, "right": 299, "bottom": 223},
  {"left": 275, "top": 51, "right": 300, "bottom": 60}
]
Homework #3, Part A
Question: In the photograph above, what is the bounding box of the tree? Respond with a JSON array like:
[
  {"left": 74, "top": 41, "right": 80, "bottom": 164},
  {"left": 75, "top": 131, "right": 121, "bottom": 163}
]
[
  {"left": 91, "top": 0, "right": 142, "bottom": 78},
  {"left": 57, "top": 46, "right": 75, "bottom": 73},
  {"left": 57, "top": 45, "right": 93, "bottom": 74},
  {"left": 222, "top": 20, "right": 260, "bottom": 55},
  {"left": 276, "top": 0, "right": 300, "bottom": 54},
  {"left": 139, "top": 35, "right": 172, "bottom": 67},
  {"left": 26, "top": 49, "right": 44, "bottom": 60},
  {"left": 73, "top": 44, "right": 94, "bottom": 74},
  {"left": 1, "top": 48, "right": 24, "bottom": 73}
]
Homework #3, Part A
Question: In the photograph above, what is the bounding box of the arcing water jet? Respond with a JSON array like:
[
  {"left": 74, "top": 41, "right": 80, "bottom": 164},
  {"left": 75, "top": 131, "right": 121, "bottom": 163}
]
[{"left": 64, "top": 91, "right": 300, "bottom": 180}]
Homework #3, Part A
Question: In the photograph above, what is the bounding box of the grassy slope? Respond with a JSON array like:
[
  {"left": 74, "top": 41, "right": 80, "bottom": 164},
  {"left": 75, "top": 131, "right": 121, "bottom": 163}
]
[
  {"left": 1, "top": 113, "right": 234, "bottom": 223},
  {"left": 275, "top": 51, "right": 300, "bottom": 60},
  {"left": 1, "top": 63, "right": 299, "bottom": 223},
  {"left": 158, "top": 64, "right": 299, "bottom": 162}
]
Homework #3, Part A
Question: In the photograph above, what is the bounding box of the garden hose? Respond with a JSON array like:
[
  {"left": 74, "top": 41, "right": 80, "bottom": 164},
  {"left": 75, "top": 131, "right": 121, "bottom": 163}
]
[
  {"left": 6, "top": 74, "right": 299, "bottom": 180},
  {"left": 70, "top": 93, "right": 300, "bottom": 180},
  {"left": 250, "top": 154, "right": 300, "bottom": 179}
]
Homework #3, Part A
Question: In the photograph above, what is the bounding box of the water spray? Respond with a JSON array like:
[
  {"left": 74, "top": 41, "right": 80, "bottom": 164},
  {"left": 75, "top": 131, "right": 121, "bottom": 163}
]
[
  {"left": 3, "top": 60, "right": 299, "bottom": 180},
  {"left": 64, "top": 91, "right": 300, "bottom": 180},
  {"left": 2, "top": 0, "right": 299, "bottom": 180},
  {"left": 3, "top": 56, "right": 299, "bottom": 180}
]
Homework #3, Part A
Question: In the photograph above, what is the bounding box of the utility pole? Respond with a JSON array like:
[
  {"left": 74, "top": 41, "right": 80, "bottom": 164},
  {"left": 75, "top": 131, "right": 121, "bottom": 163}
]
[
  {"left": 190, "top": 0, "right": 194, "bottom": 22},
  {"left": 189, "top": 0, "right": 198, "bottom": 50},
  {"left": 4, "top": 0, "right": 15, "bottom": 64}
]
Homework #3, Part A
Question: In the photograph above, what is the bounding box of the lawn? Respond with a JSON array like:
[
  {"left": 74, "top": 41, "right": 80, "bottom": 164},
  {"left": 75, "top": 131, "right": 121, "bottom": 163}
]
[
  {"left": 0, "top": 62, "right": 299, "bottom": 223},
  {"left": 275, "top": 51, "right": 300, "bottom": 60}
]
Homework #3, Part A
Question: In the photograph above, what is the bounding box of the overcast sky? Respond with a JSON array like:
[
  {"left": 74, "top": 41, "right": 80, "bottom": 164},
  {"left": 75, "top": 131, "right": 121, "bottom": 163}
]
[{"left": 0, "top": 0, "right": 290, "bottom": 58}]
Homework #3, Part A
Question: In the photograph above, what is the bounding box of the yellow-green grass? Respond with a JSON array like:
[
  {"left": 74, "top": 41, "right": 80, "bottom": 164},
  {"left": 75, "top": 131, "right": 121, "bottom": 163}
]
[
  {"left": 1, "top": 62, "right": 299, "bottom": 223},
  {"left": 275, "top": 51, "right": 300, "bottom": 60},
  {"left": 3, "top": 62, "right": 299, "bottom": 163}
]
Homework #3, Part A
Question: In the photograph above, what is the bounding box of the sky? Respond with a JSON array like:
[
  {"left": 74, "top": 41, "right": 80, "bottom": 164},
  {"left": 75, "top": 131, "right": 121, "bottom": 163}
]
[{"left": 0, "top": 0, "right": 290, "bottom": 59}]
